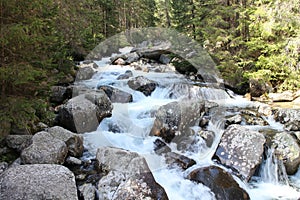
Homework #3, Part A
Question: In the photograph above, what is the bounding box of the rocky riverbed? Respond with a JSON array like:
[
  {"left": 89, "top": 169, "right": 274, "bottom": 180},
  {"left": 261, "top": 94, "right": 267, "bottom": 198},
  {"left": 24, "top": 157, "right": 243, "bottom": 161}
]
[{"left": 1, "top": 42, "right": 300, "bottom": 200}]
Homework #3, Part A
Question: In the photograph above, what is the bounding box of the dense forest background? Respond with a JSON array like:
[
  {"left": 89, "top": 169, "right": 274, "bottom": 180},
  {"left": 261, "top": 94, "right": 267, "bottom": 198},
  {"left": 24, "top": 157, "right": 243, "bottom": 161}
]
[{"left": 1, "top": 0, "right": 300, "bottom": 135}]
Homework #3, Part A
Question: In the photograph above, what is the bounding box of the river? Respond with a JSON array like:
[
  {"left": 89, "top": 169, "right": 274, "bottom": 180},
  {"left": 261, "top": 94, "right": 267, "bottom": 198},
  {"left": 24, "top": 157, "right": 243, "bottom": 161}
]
[{"left": 79, "top": 47, "right": 300, "bottom": 200}]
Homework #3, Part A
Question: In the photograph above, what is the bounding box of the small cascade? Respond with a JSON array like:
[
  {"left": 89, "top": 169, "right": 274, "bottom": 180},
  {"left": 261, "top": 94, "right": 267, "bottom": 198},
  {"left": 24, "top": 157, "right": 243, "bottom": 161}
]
[{"left": 259, "top": 148, "right": 289, "bottom": 185}]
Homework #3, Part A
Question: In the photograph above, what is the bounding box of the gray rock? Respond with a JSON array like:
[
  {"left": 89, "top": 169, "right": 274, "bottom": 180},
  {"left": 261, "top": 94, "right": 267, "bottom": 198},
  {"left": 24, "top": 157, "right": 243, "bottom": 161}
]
[
  {"left": 225, "top": 114, "right": 242, "bottom": 127},
  {"left": 197, "top": 130, "right": 215, "bottom": 147},
  {"left": 48, "top": 126, "right": 83, "bottom": 157},
  {"left": 188, "top": 166, "right": 250, "bottom": 200},
  {"left": 20, "top": 131, "right": 68, "bottom": 164},
  {"left": 98, "top": 86, "right": 133, "bottom": 103},
  {"left": 240, "top": 109, "right": 269, "bottom": 126},
  {"left": 58, "top": 93, "right": 112, "bottom": 133},
  {"left": 6, "top": 135, "right": 32, "bottom": 153},
  {"left": 125, "top": 52, "right": 140, "bottom": 64},
  {"left": 128, "top": 76, "right": 157, "bottom": 96},
  {"left": 274, "top": 108, "right": 300, "bottom": 131},
  {"left": 65, "top": 156, "right": 82, "bottom": 165},
  {"left": 272, "top": 132, "right": 300, "bottom": 174},
  {"left": 96, "top": 147, "right": 168, "bottom": 200},
  {"left": 269, "top": 91, "right": 294, "bottom": 102},
  {"left": 76, "top": 66, "right": 95, "bottom": 80},
  {"left": 215, "top": 125, "right": 266, "bottom": 181},
  {"left": 153, "top": 139, "right": 171, "bottom": 155},
  {"left": 165, "top": 152, "right": 196, "bottom": 170},
  {"left": 0, "top": 164, "right": 78, "bottom": 200},
  {"left": 50, "top": 86, "right": 69, "bottom": 104},
  {"left": 78, "top": 183, "right": 96, "bottom": 200},
  {"left": 149, "top": 100, "right": 205, "bottom": 148},
  {"left": 117, "top": 70, "right": 133, "bottom": 80}
]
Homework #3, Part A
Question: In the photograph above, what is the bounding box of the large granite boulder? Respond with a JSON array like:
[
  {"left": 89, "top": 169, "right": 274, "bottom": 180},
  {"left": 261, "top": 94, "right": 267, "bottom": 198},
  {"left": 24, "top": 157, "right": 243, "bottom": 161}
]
[
  {"left": 47, "top": 126, "right": 84, "bottom": 157},
  {"left": 0, "top": 164, "right": 78, "bottom": 200},
  {"left": 20, "top": 131, "right": 68, "bottom": 164},
  {"left": 273, "top": 108, "right": 300, "bottom": 131},
  {"left": 149, "top": 100, "right": 205, "bottom": 147},
  {"left": 272, "top": 132, "right": 300, "bottom": 174},
  {"left": 96, "top": 147, "right": 168, "bottom": 200},
  {"left": 214, "top": 125, "right": 266, "bottom": 181},
  {"left": 128, "top": 76, "right": 157, "bottom": 96},
  {"left": 188, "top": 166, "right": 250, "bottom": 200},
  {"left": 98, "top": 86, "right": 133, "bottom": 103},
  {"left": 57, "top": 92, "right": 112, "bottom": 133}
]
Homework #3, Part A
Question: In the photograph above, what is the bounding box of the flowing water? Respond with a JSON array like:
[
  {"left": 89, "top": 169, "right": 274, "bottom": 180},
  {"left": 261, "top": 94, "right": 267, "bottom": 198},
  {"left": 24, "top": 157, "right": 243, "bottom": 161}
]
[{"left": 81, "top": 49, "right": 300, "bottom": 200}]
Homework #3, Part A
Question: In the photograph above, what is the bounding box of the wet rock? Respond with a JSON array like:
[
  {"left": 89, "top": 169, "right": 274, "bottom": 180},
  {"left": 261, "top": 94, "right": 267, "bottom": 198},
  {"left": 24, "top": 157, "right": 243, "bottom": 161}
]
[
  {"left": 273, "top": 108, "right": 300, "bottom": 131},
  {"left": 48, "top": 126, "right": 84, "bottom": 157},
  {"left": 240, "top": 109, "right": 269, "bottom": 126},
  {"left": 50, "top": 86, "right": 70, "bottom": 104},
  {"left": 188, "top": 166, "right": 250, "bottom": 200},
  {"left": 96, "top": 147, "right": 168, "bottom": 200},
  {"left": 199, "top": 116, "right": 210, "bottom": 128},
  {"left": 5, "top": 135, "right": 32, "bottom": 153},
  {"left": 197, "top": 130, "right": 215, "bottom": 147},
  {"left": 269, "top": 91, "right": 294, "bottom": 102},
  {"left": 128, "top": 76, "right": 157, "bottom": 96},
  {"left": 149, "top": 100, "right": 205, "bottom": 146},
  {"left": 98, "top": 86, "right": 133, "bottom": 103},
  {"left": 78, "top": 183, "right": 96, "bottom": 200},
  {"left": 153, "top": 139, "right": 171, "bottom": 155},
  {"left": 225, "top": 114, "right": 242, "bottom": 127},
  {"left": 117, "top": 70, "right": 133, "bottom": 80},
  {"left": 215, "top": 125, "right": 265, "bottom": 181},
  {"left": 57, "top": 93, "right": 112, "bottom": 133},
  {"left": 0, "top": 164, "right": 78, "bottom": 200},
  {"left": 165, "top": 152, "right": 196, "bottom": 170},
  {"left": 20, "top": 131, "right": 68, "bottom": 164},
  {"left": 272, "top": 132, "right": 300, "bottom": 175},
  {"left": 76, "top": 66, "right": 95, "bottom": 80}
]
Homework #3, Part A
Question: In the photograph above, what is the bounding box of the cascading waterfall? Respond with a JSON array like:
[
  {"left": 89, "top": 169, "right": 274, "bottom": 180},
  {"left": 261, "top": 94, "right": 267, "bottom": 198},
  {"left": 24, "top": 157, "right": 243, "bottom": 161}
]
[
  {"left": 259, "top": 148, "right": 289, "bottom": 185},
  {"left": 81, "top": 48, "right": 300, "bottom": 200}
]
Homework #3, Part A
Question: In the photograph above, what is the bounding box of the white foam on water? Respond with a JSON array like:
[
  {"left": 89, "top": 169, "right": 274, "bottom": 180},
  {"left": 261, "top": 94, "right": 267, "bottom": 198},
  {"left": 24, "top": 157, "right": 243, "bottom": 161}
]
[{"left": 152, "top": 168, "right": 216, "bottom": 200}]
